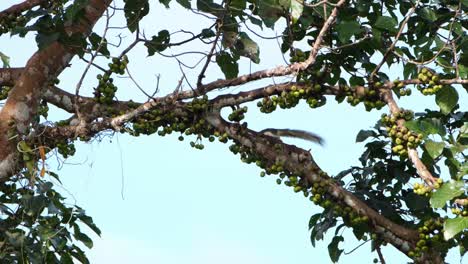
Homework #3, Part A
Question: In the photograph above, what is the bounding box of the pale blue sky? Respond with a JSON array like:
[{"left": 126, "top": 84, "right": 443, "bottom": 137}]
[{"left": 1, "top": 1, "right": 465, "bottom": 263}]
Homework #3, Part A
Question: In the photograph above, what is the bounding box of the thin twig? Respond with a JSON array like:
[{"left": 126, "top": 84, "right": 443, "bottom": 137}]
[
  {"left": 376, "top": 245, "right": 386, "bottom": 264},
  {"left": 197, "top": 20, "right": 222, "bottom": 88},
  {"left": 370, "top": 0, "right": 420, "bottom": 81}
]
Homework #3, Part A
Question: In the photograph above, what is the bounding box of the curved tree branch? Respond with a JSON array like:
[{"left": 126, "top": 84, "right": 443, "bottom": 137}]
[{"left": 0, "top": 0, "right": 111, "bottom": 179}]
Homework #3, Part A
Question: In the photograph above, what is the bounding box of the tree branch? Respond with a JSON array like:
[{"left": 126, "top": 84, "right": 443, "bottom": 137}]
[
  {"left": 0, "top": 0, "right": 111, "bottom": 179},
  {"left": 204, "top": 111, "right": 419, "bottom": 255},
  {"left": 0, "top": 0, "right": 46, "bottom": 19}
]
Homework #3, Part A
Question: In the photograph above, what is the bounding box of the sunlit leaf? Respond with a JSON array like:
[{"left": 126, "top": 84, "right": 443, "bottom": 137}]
[
  {"left": 444, "top": 217, "right": 468, "bottom": 240},
  {"left": 430, "top": 181, "right": 465, "bottom": 208},
  {"left": 424, "top": 139, "right": 445, "bottom": 159}
]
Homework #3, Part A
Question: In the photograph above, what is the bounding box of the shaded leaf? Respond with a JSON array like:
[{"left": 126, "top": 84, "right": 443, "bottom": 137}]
[
  {"left": 201, "top": 28, "right": 215, "bottom": 38},
  {"left": 123, "top": 0, "right": 150, "bottom": 32},
  {"left": 404, "top": 192, "right": 429, "bottom": 211},
  {"left": 258, "top": 0, "right": 289, "bottom": 28},
  {"left": 373, "top": 16, "right": 397, "bottom": 33},
  {"left": 73, "top": 225, "right": 93, "bottom": 249},
  {"left": 328, "top": 236, "right": 344, "bottom": 262},
  {"left": 88, "top": 33, "right": 110, "bottom": 56},
  {"left": 308, "top": 213, "right": 322, "bottom": 230},
  {"left": 176, "top": 0, "right": 191, "bottom": 9},
  {"left": 356, "top": 130, "right": 377, "bottom": 143},
  {"left": 310, "top": 211, "right": 336, "bottom": 247},
  {"left": 418, "top": 7, "right": 437, "bottom": 22},
  {"left": 77, "top": 214, "right": 101, "bottom": 236},
  {"left": 159, "top": 0, "right": 171, "bottom": 8},
  {"left": 435, "top": 86, "right": 459, "bottom": 114},
  {"left": 336, "top": 20, "right": 362, "bottom": 43},
  {"left": 216, "top": 51, "right": 239, "bottom": 79},
  {"left": 145, "top": 30, "right": 170, "bottom": 56},
  {"left": 460, "top": 64, "right": 468, "bottom": 79},
  {"left": 197, "top": 0, "right": 223, "bottom": 16}
]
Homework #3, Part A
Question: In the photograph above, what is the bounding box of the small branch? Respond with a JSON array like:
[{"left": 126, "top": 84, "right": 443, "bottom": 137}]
[
  {"left": 376, "top": 245, "right": 387, "bottom": 264},
  {"left": 370, "top": 0, "right": 420, "bottom": 81},
  {"left": 451, "top": 41, "right": 460, "bottom": 78},
  {"left": 380, "top": 85, "right": 437, "bottom": 186},
  {"left": 197, "top": 20, "right": 222, "bottom": 88},
  {"left": 343, "top": 239, "right": 369, "bottom": 255},
  {"left": 454, "top": 199, "right": 468, "bottom": 206},
  {"left": 0, "top": 68, "right": 23, "bottom": 86},
  {"left": 0, "top": 0, "right": 45, "bottom": 19},
  {"left": 204, "top": 111, "right": 419, "bottom": 254},
  {"left": 302, "top": 0, "right": 346, "bottom": 70},
  {"left": 75, "top": 8, "right": 112, "bottom": 121}
]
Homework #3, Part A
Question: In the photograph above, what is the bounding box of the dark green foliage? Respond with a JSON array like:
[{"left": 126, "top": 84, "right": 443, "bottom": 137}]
[{"left": 0, "top": 177, "right": 100, "bottom": 263}]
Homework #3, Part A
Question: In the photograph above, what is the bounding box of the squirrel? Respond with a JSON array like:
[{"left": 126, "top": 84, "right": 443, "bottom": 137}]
[{"left": 260, "top": 128, "right": 324, "bottom": 146}]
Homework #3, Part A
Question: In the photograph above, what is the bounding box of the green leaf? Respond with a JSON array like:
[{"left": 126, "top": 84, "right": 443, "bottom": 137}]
[
  {"left": 229, "top": 0, "right": 246, "bottom": 11},
  {"left": 435, "top": 86, "right": 459, "bottom": 114},
  {"left": 60, "top": 253, "right": 74, "bottom": 264},
  {"left": 216, "top": 51, "right": 239, "bottom": 79},
  {"left": 291, "top": 0, "right": 303, "bottom": 23},
  {"left": 308, "top": 213, "right": 321, "bottom": 230},
  {"left": 404, "top": 118, "right": 446, "bottom": 137},
  {"left": 144, "top": 30, "right": 170, "bottom": 56},
  {"left": 258, "top": 0, "right": 288, "bottom": 28},
  {"left": 430, "top": 180, "right": 465, "bottom": 208},
  {"left": 336, "top": 20, "right": 362, "bottom": 43},
  {"left": 73, "top": 224, "right": 93, "bottom": 249},
  {"left": 418, "top": 7, "right": 437, "bottom": 22},
  {"left": 403, "top": 63, "right": 417, "bottom": 79},
  {"left": 197, "top": 0, "right": 223, "bottom": 16},
  {"left": 201, "top": 29, "right": 215, "bottom": 39},
  {"left": 349, "top": 76, "right": 365, "bottom": 86},
  {"left": 424, "top": 139, "right": 445, "bottom": 159},
  {"left": 249, "top": 16, "right": 263, "bottom": 29},
  {"left": 234, "top": 32, "right": 260, "bottom": 63},
  {"left": 0, "top": 52, "right": 10, "bottom": 68},
  {"left": 404, "top": 192, "right": 429, "bottom": 211},
  {"left": 123, "top": 0, "right": 150, "bottom": 32},
  {"left": 159, "top": 0, "right": 171, "bottom": 8},
  {"left": 373, "top": 16, "right": 397, "bottom": 33},
  {"left": 444, "top": 217, "right": 468, "bottom": 240},
  {"left": 310, "top": 212, "right": 336, "bottom": 247},
  {"left": 88, "top": 33, "right": 110, "bottom": 56},
  {"left": 460, "top": 64, "right": 468, "bottom": 79},
  {"left": 327, "top": 236, "right": 344, "bottom": 263},
  {"left": 456, "top": 161, "right": 468, "bottom": 180},
  {"left": 77, "top": 214, "right": 101, "bottom": 236},
  {"left": 176, "top": 0, "right": 191, "bottom": 9},
  {"left": 356, "top": 130, "right": 377, "bottom": 143}
]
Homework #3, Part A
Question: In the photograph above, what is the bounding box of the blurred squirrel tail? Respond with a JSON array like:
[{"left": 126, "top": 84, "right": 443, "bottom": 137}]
[{"left": 260, "top": 128, "right": 324, "bottom": 146}]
